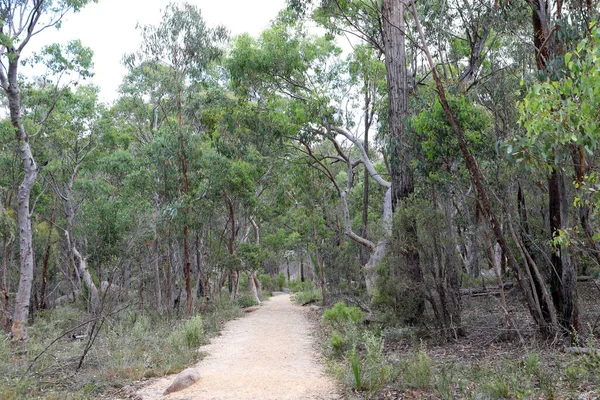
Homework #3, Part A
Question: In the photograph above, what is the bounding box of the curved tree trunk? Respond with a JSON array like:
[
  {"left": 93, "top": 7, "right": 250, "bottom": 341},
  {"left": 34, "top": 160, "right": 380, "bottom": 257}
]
[
  {"left": 72, "top": 246, "right": 100, "bottom": 315},
  {"left": 364, "top": 188, "right": 392, "bottom": 293}
]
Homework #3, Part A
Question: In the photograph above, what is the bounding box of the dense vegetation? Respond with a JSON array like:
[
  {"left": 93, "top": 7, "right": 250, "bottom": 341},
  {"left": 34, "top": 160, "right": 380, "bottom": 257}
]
[{"left": 0, "top": 0, "right": 599, "bottom": 398}]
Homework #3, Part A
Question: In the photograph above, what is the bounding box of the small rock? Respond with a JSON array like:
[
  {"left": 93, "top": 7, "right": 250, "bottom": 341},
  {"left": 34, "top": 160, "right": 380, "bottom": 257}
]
[{"left": 163, "top": 368, "right": 201, "bottom": 395}]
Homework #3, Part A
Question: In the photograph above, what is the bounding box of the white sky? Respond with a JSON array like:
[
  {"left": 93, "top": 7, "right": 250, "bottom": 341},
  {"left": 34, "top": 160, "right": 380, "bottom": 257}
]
[{"left": 27, "top": 0, "right": 287, "bottom": 103}]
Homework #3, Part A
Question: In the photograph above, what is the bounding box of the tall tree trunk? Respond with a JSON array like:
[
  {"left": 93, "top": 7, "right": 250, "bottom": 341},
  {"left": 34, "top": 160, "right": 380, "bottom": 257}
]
[
  {"left": 39, "top": 206, "right": 55, "bottom": 310},
  {"left": 382, "top": 0, "right": 412, "bottom": 207},
  {"left": 1, "top": 229, "right": 10, "bottom": 332},
  {"left": 381, "top": 0, "right": 424, "bottom": 318},
  {"left": 549, "top": 168, "right": 578, "bottom": 332},
  {"left": 11, "top": 133, "right": 38, "bottom": 341},
  {"left": 176, "top": 83, "right": 192, "bottom": 316}
]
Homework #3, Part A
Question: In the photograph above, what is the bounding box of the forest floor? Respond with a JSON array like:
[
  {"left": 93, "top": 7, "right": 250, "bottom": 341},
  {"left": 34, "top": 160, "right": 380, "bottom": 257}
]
[{"left": 133, "top": 293, "right": 340, "bottom": 400}]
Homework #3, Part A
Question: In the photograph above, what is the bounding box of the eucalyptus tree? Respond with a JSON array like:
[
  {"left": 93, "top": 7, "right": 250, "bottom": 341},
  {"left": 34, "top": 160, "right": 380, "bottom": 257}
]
[
  {"left": 125, "top": 2, "right": 227, "bottom": 315},
  {"left": 40, "top": 85, "right": 103, "bottom": 314},
  {"left": 227, "top": 17, "right": 396, "bottom": 293},
  {"left": 0, "top": 0, "right": 95, "bottom": 339}
]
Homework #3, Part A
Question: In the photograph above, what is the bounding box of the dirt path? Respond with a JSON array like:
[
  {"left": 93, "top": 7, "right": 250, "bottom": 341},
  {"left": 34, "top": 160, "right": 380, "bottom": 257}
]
[{"left": 136, "top": 294, "right": 340, "bottom": 400}]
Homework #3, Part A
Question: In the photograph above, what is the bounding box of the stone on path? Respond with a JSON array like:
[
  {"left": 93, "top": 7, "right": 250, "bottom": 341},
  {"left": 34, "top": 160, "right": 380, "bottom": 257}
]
[{"left": 163, "top": 368, "right": 201, "bottom": 395}]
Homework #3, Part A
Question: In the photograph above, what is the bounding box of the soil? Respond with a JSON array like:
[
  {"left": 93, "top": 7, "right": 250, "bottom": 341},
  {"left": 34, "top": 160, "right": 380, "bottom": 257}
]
[{"left": 135, "top": 293, "right": 340, "bottom": 400}]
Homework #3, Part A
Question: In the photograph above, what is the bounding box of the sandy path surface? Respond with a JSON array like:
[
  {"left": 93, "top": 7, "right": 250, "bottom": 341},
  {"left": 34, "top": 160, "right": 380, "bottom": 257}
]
[{"left": 136, "top": 294, "right": 340, "bottom": 400}]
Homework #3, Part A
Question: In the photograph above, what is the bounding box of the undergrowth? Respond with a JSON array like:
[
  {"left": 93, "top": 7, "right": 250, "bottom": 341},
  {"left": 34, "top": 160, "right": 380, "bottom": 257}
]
[
  {"left": 0, "top": 294, "right": 244, "bottom": 399},
  {"left": 320, "top": 302, "right": 600, "bottom": 399}
]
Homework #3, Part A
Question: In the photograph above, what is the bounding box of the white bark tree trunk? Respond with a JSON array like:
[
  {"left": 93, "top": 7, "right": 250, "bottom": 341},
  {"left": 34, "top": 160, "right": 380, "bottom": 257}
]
[
  {"left": 364, "top": 188, "right": 393, "bottom": 293},
  {"left": 72, "top": 245, "right": 100, "bottom": 314}
]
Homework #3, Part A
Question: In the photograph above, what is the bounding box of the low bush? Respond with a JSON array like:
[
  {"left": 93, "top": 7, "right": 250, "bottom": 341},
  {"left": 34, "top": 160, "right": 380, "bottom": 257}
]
[
  {"left": 293, "top": 287, "right": 322, "bottom": 306},
  {"left": 236, "top": 294, "right": 259, "bottom": 308},
  {"left": 322, "top": 301, "right": 363, "bottom": 330},
  {"left": 276, "top": 272, "right": 286, "bottom": 291},
  {"left": 289, "top": 279, "right": 314, "bottom": 293}
]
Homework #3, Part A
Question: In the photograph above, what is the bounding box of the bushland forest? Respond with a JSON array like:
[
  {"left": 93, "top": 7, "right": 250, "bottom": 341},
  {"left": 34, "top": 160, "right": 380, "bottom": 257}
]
[{"left": 1, "top": 0, "right": 600, "bottom": 398}]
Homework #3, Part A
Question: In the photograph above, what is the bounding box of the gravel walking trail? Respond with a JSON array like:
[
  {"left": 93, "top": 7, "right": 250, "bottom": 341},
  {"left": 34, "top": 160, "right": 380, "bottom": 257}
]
[{"left": 136, "top": 293, "right": 340, "bottom": 400}]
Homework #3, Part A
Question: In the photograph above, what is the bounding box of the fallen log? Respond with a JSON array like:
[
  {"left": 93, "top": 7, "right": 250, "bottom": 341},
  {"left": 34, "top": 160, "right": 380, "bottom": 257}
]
[
  {"left": 460, "top": 282, "right": 514, "bottom": 296},
  {"left": 565, "top": 347, "right": 600, "bottom": 355}
]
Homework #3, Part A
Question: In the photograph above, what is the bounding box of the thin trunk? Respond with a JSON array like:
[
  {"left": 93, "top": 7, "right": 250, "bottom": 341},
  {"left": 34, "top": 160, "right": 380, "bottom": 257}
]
[
  {"left": 193, "top": 233, "right": 204, "bottom": 310},
  {"left": 224, "top": 191, "right": 238, "bottom": 299},
  {"left": 177, "top": 83, "right": 192, "bottom": 316},
  {"left": 153, "top": 233, "right": 163, "bottom": 314},
  {"left": 313, "top": 216, "right": 327, "bottom": 306},
  {"left": 571, "top": 147, "right": 600, "bottom": 271},
  {"left": 549, "top": 168, "right": 578, "bottom": 332},
  {"left": 518, "top": 183, "right": 552, "bottom": 323},
  {"left": 167, "top": 233, "right": 173, "bottom": 319},
  {"left": 39, "top": 206, "right": 55, "bottom": 310},
  {"left": 138, "top": 259, "right": 144, "bottom": 315},
  {"left": 1, "top": 235, "right": 10, "bottom": 332}
]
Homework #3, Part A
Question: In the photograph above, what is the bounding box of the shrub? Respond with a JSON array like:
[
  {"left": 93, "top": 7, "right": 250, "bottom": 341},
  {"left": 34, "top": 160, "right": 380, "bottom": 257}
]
[
  {"left": 276, "top": 272, "right": 286, "bottom": 290},
  {"left": 236, "top": 294, "right": 259, "bottom": 308},
  {"left": 322, "top": 302, "right": 363, "bottom": 329},
  {"left": 401, "top": 349, "right": 433, "bottom": 390},
  {"left": 330, "top": 331, "right": 345, "bottom": 354},
  {"left": 202, "top": 294, "right": 243, "bottom": 335},
  {"left": 289, "top": 279, "right": 314, "bottom": 293},
  {"left": 293, "top": 287, "right": 322, "bottom": 306},
  {"left": 259, "top": 274, "right": 273, "bottom": 292},
  {"left": 170, "top": 315, "right": 204, "bottom": 350}
]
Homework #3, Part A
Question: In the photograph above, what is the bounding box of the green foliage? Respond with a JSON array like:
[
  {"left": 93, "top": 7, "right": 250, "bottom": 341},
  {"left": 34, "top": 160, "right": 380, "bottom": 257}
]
[
  {"left": 259, "top": 274, "right": 274, "bottom": 293},
  {"left": 413, "top": 94, "right": 490, "bottom": 180},
  {"left": 329, "top": 331, "right": 345, "bottom": 354},
  {"left": 517, "top": 24, "right": 600, "bottom": 182},
  {"left": 349, "top": 346, "right": 361, "bottom": 389},
  {"left": 292, "top": 287, "right": 322, "bottom": 306},
  {"left": 401, "top": 349, "right": 433, "bottom": 390},
  {"left": 289, "top": 279, "right": 314, "bottom": 293},
  {"left": 276, "top": 272, "right": 286, "bottom": 290},
  {"left": 236, "top": 294, "right": 259, "bottom": 308},
  {"left": 322, "top": 302, "right": 363, "bottom": 327}
]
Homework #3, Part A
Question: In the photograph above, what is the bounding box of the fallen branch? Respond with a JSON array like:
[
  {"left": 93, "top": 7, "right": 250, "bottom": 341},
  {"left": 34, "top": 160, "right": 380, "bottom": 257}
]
[
  {"left": 565, "top": 347, "right": 600, "bottom": 355},
  {"left": 460, "top": 282, "right": 514, "bottom": 296}
]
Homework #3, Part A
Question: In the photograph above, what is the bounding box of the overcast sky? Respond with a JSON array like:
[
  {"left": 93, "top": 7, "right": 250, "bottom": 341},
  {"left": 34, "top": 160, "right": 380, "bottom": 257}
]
[{"left": 27, "top": 0, "right": 287, "bottom": 103}]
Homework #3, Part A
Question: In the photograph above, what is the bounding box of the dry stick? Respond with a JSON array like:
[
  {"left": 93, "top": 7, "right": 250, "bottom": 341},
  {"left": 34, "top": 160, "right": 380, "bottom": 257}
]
[
  {"left": 26, "top": 303, "right": 133, "bottom": 374},
  {"left": 409, "top": 2, "right": 556, "bottom": 335}
]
